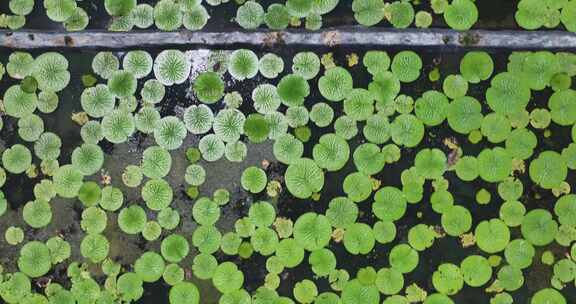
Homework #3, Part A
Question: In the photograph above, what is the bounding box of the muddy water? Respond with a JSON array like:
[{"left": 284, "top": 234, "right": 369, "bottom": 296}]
[
  {"left": 0, "top": 46, "right": 575, "bottom": 303},
  {"left": 0, "top": 0, "right": 528, "bottom": 32}
]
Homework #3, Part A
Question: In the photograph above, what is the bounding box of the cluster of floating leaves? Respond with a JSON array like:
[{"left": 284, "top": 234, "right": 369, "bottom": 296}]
[
  {"left": 2, "top": 0, "right": 576, "bottom": 32},
  {"left": 0, "top": 46, "right": 576, "bottom": 304}
]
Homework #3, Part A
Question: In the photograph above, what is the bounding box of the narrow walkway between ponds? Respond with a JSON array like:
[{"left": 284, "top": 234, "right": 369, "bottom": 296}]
[{"left": 1, "top": 28, "right": 576, "bottom": 50}]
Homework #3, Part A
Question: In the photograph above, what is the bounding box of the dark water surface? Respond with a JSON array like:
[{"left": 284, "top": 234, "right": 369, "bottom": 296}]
[
  {"left": 0, "top": 0, "right": 531, "bottom": 32},
  {"left": 0, "top": 44, "right": 575, "bottom": 303}
]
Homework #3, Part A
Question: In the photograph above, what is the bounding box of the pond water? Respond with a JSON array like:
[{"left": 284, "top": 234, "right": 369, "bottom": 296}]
[
  {"left": 0, "top": 0, "right": 526, "bottom": 32},
  {"left": 0, "top": 44, "right": 575, "bottom": 303}
]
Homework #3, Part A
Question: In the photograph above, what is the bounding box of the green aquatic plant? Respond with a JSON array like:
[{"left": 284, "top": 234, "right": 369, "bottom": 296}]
[
  {"left": 259, "top": 53, "right": 285, "bottom": 79},
  {"left": 225, "top": 141, "right": 247, "bottom": 162},
  {"left": 183, "top": 5, "right": 209, "bottom": 30},
  {"left": 213, "top": 108, "right": 245, "bottom": 143},
  {"left": 71, "top": 143, "right": 104, "bottom": 175},
  {"left": 285, "top": 158, "right": 325, "bottom": 199},
  {"left": 118, "top": 205, "right": 147, "bottom": 234},
  {"left": 343, "top": 88, "right": 375, "bottom": 121},
  {"left": 105, "top": 0, "right": 136, "bottom": 16},
  {"left": 319, "top": 67, "right": 353, "bottom": 102},
  {"left": 310, "top": 102, "right": 334, "bottom": 128},
  {"left": 441, "top": 205, "right": 472, "bottom": 236},
  {"left": 529, "top": 151, "right": 567, "bottom": 189},
  {"left": 192, "top": 197, "right": 220, "bottom": 226},
  {"left": 386, "top": 1, "right": 415, "bottom": 29},
  {"left": 17, "top": 114, "right": 44, "bottom": 142},
  {"left": 486, "top": 72, "right": 531, "bottom": 115},
  {"left": 123, "top": 50, "right": 153, "bottom": 79},
  {"left": 278, "top": 74, "right": 310, "bottom": 107},
  {"left": 18, "top": 241, "right": 52, "bottom": 278},
  {"left": 244, "top": 113, "right": 270, "bottom": 143},
  {"left": 101, "top": 109, "right": 135, "bottom": 143},
  {"left": 142, "top": 146, "right": 172, "bottom": 179},
  {"left": 391, "top": 51, "right": 422, "bottom": 83},
  {"left": 154, "top": 50, "right": 190, "bottom": 85},
  {"left": 228, "top": 49, "right": 259, "bottom": 81},
  {"left": 2, "top": 144, "right": 32, "bottom": 174},
  {"left": 241, "top": 167, "right": 268, "bottom": 193},
  {"left": 193, "top": 71, "right": 225, "bottom": 104},
  {"left": 37, "top": 91, "right": 59, "bottom": 113},
  {"left": 80, "top": 206, "right": 107, "bottom": 234},
  {"left": 142, "top": 178, "right": 173, "bottom": 210},
  {"left": 44, "top": 0, "right": 76, "bottom": 22},
  {"left": 444, "top": 0, "right": 478, "bottom": 31},
  {"left": 292, "top": 52, "right": 321, "bottom": 80},
  {"left": 183, "top": 104, "right": 214, "bottom": 134},
  {"left": 235, "top": 1, "right": 264, "bottom": 29},
  {"left": 32, "top": 52, "right": 70, "bottom": 93},
  {"left": 199, "top": 134, "right": 226, "bottom": 162},
  {"left": 442, "top": 74, "right": 468, "bottom": 99},
  {"left": 515, "top": 0, "right": 546, "bottom": 30},
  {"left": 185, "top": 164, "right": 206, "bottom": 186},
  {"left": 352, "top": 0, "right": 385, "bottom": 26},
  {"left": 521, "top": 209, "right": 558, "bottom": 246},
  {"left": 141, "top": 79, "right": 166, "bottom": 105},
  {"left": 293, "top": 212, "right": 331, "bottom": 251},
  {"left": 108, "top": 70, "right": 137, "bottom": 98},
  {"left": 432, "top": 263, "right": 463, "bottom": 295},
  {"left": 213, "top": 262, "right": 244, "bottom": 294},
  {"left": 252, "top": 84, "right": 281, "bottom": 114},
  {"left": 390, "top": 114, "right": 424, "bottom": 147},
  {"left": 23, "top": 199, "right": 52, "bottom": 228},
  {"left": 148, "top": 115, "right": 183, "bottom": 149},
  {"left": 313, "top": 133, "right": 350, "bottom": 171},
  {"left": 80, "top": 233, "right": 109, "bottom": 263},
  {"left": 3, "top": 85, "right": 37, "bottom": 118},
  {"left": 154, "top": 0, "right": 183, "bottom": 31},
  {"left": 81, "top": 84, "right": 115, "bottom": 118}
]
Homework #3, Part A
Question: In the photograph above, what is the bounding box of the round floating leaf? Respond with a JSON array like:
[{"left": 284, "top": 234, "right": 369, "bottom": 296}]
[
  {"left": 23, "top": 199, "right": 52, "bottom": 229},
  {"left": 548, "top": 89, "right": 576, "bottom": 126},
  {"left": 531, "top": 288, "right": 566, "bottom": 304},
  {"left": 475, "top": 219, "right": 510, "bottom": 253},
  {"left": 294, "top": 212, "right": 331, "bottom": 251},
  {"left": 235, "top": 1, "right": 264, "bottom": 29},
  {"left": 313, "top": 133, "right": 350, "bottom": 172},
  {"left": 80, "top": 233, "right": 109, "bottom": 263},
  {"left": 444, "top": 0, "right": 478, "bottom": 31},
  {"left": 319, "top": 67, "right": 353, "bottom": 102},
  {"left": 241, "top": 167, "right": 267, "bottom": 194},
  {"left": 352, "top": 0, "right": 385, "bottom": 26},
  {"left": 193, "top": 72, "right": 225, "bottom": 104},
  {"left": 432, "top": 263, "right": 463, "bottom": 295},
  {"left": 373, "top": 186, "right": 407, "bottom": 222},
  {"left": 390, "top": 114, "right": 424, "bottom": 147},
  {"left": 169, "top": 282, "right": 199, "bottom": 304},
  {"left": 18, "top": 241, "right": 51, "bottom": 278},
  {"left": 154, "top": 50, "right": 190, "bottom": 85},
  {"left": 486, "top": 72, "right": 531, "bottom": 115},
  {"left": 154, "top": 116, "right": 187, "bottom": 150},
  {"left": 529, "top": 151, "right": 567, "bottom": 189},
  {"left": 391, "top": 51, "right": 422, "bottom": 83},
  {"left": 415, "top": 148, "right": 447, "bottom": 179},
  {"left": 389, "top": 244, "right": 419, "bottom": 274},
  {"left": 521, "top": 209, "right": 558, "bottom": 246},
  {"left": 212, "top": 262, "right": 244, "bottom": 294},
  {"left": 441, "top": 205, "right": 472, "bottom": 236},
  {"left": 285, "top": 158, "right": 324, "bottom": 199},
  {"left": 32, "top": 52, "right": 70, "bottom": 93},
  {"left": 161, "top": 234, "right": 189, "bottom": 263},
  {"left": 118, "top": 205, "right": 147, "bottom": 234},
  {"left": 343, "top": 172, "right": 372, "bottom": 203},
  {"left": 228, "top": 49, "right": 259, "bottom": 81},
  {"left": 343, "top": 223, "right": 375, "bottom": 255},
  {"left": 460, "top": 255, "right": 492, "bottom": 287}
]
